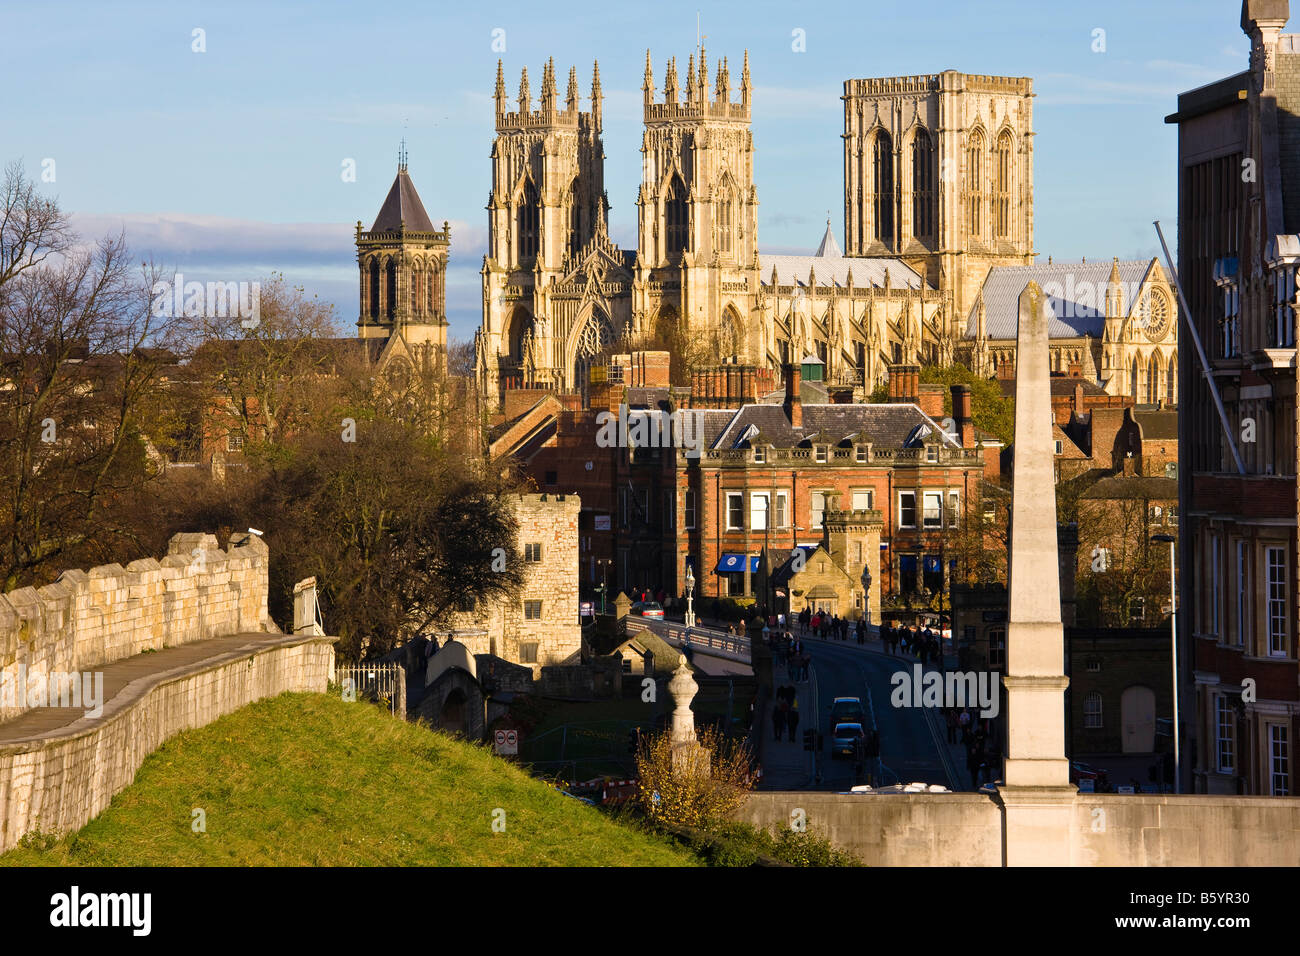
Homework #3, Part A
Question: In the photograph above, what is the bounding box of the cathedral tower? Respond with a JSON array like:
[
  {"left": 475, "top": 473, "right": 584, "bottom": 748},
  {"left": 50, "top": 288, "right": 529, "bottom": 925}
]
[
  {"left": 481, "top": 59, "right": 609, "bottom": 400},
  {"left": 843, "top": 71, "right": 1035, "bottom": 331},
  {"left": 635, "top": 48, "right": 761, "bottom": 360},
  {"left": 356, "top": 151, "right": 450, "bottom": 368}
]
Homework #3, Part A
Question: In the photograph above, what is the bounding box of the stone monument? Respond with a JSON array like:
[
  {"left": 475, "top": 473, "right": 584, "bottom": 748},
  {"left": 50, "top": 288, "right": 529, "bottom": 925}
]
[
  {"left": 667, "top": 655, "right": 709, "bottom": 772},
  {"left": 999, "top": 282, "right": 1075, "bottom": 865}
]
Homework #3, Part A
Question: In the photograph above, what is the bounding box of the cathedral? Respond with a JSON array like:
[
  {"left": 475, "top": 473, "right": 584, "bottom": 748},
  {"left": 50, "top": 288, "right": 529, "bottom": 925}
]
[{"left": 354, "top": 54, "right": 1177, "bottom": 407}]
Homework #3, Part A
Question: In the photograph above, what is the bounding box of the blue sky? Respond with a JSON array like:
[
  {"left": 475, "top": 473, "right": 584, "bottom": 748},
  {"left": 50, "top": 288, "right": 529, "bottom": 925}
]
[{"left": 2, "top": 0, "right": 1253, "bottom": 343}]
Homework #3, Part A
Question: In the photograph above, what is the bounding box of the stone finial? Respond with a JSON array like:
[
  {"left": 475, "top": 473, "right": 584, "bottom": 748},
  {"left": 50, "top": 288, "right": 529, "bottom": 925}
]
[{"left": 668, "top": 654, "right": 698, "bottom": 747}]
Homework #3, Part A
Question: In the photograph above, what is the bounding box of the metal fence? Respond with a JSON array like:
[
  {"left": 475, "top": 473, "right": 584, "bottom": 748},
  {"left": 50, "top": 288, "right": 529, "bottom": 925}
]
[{"left": 336, "top": 662, "right": 407, "bottom": 719}]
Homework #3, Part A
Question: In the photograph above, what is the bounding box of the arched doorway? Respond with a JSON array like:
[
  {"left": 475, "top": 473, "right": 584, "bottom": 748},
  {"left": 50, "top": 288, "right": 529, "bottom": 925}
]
[
  {"left": 1121, "top": 685, "right": 1156, "bottom": 753},
  {"left": 506, "top": 307, "right": 535, "bottom": 363},
  {"left": 440, "top": 688, "right": 470, "bottom": 737}
]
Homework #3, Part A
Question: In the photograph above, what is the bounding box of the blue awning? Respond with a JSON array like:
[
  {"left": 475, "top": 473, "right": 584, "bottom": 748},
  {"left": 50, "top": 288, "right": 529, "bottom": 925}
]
[{"left": 715, "top": 553, "right": 760, "bottom": 574}]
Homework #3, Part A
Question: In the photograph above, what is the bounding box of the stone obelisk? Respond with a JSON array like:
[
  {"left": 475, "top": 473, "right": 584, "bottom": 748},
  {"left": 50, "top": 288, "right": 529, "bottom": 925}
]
[{"left": 999, "top": 282, "right": 1075, "bottom": 865}]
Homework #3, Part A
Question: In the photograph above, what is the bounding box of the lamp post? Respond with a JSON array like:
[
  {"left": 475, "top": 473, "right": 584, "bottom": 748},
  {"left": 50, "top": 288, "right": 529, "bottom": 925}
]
[
  {"left": 596, "top": 558, "right": 611, "bottom": 615},
  {"left": 1152, "top": 533, "right": 1179, "bottom": 794},
  {"left": 684, "top": 563, "right": 696, "bottom": 629},
  {"left": 860, "top": 565, "right": 873, "bottom": 626}
]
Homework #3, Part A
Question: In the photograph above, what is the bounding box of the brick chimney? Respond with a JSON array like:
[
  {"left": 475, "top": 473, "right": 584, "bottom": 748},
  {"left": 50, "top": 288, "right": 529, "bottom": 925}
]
[
  {"left": 951, "top": 383, "right": 974, "bottom": 447},
  {"left": 918, "top": 383, "right": 946, "bottom": 420},
  {"left": 1073, "top": 381, "right": 1085, "bottom": 417},
  {"left": 783, "top": 363, "right": 802, "bottom": 428},
  {"left": 887, "top": 363, "right": 920, "bottom": 405}
]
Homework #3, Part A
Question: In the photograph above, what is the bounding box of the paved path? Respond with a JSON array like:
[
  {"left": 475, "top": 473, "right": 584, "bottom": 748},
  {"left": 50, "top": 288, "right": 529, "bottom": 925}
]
[{"left": 0, "top": 632, "right": 311, "bottom": 746}]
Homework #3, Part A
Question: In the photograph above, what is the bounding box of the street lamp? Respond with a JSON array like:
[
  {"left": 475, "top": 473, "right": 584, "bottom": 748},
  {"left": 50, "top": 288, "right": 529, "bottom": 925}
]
[
  {"left": 684, "top": 563, "right": 696, "bottom": 629},
  {"left": 596, "top": 558, "right": 612, "bottom": 615},
  {"left": 1152, "top": 533, "right": 1179, "bottom": 794},
  {"left": 860, "top": 565, "right": 872, "bottom": 626}
]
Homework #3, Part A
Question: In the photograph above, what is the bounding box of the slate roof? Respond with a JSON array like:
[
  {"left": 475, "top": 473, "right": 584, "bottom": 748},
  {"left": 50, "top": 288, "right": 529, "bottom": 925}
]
[
  {"left": 370, "top": 168, "right": 437, "bottom": 232},
  {"left": 708, "top": 402, "right": 961, "bottom": 451},
  {"left": 966, "top": 260, "right": 1155, "bottom": 339},
  {"left": 758, "top": 225, "right": 927, "bottom": 290},
  {"left": 1079, "top": 475, "right": 1178, "bottom": 500},
  {"left": 998, "top": 375, "right": 1112, "bottom": 399},
  {"left": 1133, "top": 409, "right": 1178, "bottom": 441}
]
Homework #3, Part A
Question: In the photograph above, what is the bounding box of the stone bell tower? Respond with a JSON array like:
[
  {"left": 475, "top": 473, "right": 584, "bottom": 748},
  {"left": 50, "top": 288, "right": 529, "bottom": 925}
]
[{"left": 356, "top": 147, "right": 450, "bottom": 370}]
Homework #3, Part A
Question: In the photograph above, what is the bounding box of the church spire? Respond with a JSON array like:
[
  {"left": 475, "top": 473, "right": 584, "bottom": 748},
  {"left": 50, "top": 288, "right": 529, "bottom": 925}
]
[
  {"left": 716, "top": 55, "right": 730, "bottom": 102},
  {"left": 664, "top": 56, "right": 678, "bottom": 104},
  {"left": 643, "top": 49, "right": 655, "bottom": 106},
  {"left": 518, "top": 66, "right": 531, "bottom": 113},
  {"left": 494, "top": 59, "right": 507, "bottom": 121},
  {"left": 741, "top": 49, "right": 751, "bottom": 108},
  {"left": 566, "top": 64, "right": 579, "bottom": 112},
  {"left": 686, "top": 53, "right": 696, "bottom": 104},
  {"left": 541, "top": 57, "right": 557, "bottom": 112},
  {"left": 591, "top": 59, "right": 603, "bottom": 130},
  {"left": 699, "top": 46, "right": 709, "bottom": 103}
]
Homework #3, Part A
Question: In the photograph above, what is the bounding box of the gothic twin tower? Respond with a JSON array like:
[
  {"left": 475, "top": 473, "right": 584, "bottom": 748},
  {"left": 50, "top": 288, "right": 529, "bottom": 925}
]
[{"left": 356, "top": 52, "right": 1037, "bottom": 405}]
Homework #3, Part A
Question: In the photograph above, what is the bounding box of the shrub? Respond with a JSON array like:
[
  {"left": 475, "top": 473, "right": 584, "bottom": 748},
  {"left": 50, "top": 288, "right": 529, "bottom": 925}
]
[{"left": 634, "top": 726, "right": 753, "bottom": 830}]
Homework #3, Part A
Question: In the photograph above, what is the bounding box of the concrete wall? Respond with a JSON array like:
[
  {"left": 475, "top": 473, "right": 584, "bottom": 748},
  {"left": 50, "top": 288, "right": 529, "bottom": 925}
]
[
  {"left": 737, "top": 790, "right": 1300, "bottom": 866},
  {"left": 0, "top": 634, "right": 335, "bottom": 854},
  {"left": 736, "top": 792, "right": 1004, "bottom": 866},
  {"left": 0, "top": 532, "right": 271, "bottom": 722}
]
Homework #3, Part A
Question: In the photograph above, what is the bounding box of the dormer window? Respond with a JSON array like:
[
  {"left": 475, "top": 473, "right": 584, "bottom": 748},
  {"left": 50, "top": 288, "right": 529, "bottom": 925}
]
[
  {"left": 926, "top": 445, "right": 938, "bottom": 463},
  {"left": 754, "top": 445, "right": 766, "bottom": 464},
  {"left": 855, "top": 445, "right": 867, "bottom": 463},
  {"left": 815, "top": 446, "right": 828, "bottom": 463}
]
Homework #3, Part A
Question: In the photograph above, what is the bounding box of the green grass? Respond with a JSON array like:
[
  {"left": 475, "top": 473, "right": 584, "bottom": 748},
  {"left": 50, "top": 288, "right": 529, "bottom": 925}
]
[{"left": 0, "top": 692, "right": 696, "bottom": 867}]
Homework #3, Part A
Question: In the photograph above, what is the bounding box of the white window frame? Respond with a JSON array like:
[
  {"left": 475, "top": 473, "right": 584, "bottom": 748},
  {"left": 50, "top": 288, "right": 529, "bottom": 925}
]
[
  {"left": 815, "top": 445, "right": 828, "bottom": 463},
  {"left": 898, "top": 491, "right": 917, "bottom": 529},
  {"left": 684, "top": 489, "right": 696, "bottom": 530},
  {"left": 1267, "top": 545, "right": 1287, "bottom": 656},
  {"left": 1270, "top": 723, "right": 1290, "bottom": 796},
  {"left": 726, "top": 492, "right": 744, "bottom": 531},
  {"left": 1083, "top": 692, "right": 1103, "bottom": 729},
  {"left": 851, "top": 489, "right": 874, "bottom": 511},
  {"left": 753, "top": 444, "right": 766, "bottom": 463},
  {"left": 811, "top": 490, "right": 827, "bottom": 530},
  {"left": 775, "top": 491, "right": 788, "bottom": 529},
  {"left": 750, "top": 492, "right": 770, "bottom": 531},
  {"left": 855, "top": 445, "right": 868, "bottom": 463},
  {"left": 1216, "top": 694, "right": 1235, "bottom": 774},
  {"left": 922, "top": 491, "right": 943, "bottom": 528},
  {"left": 1235, "top": 539, "right": 1246, "bottom": 647},
  {"left": 1054, "top": 440, "right": 1063, "bottom": 455}
]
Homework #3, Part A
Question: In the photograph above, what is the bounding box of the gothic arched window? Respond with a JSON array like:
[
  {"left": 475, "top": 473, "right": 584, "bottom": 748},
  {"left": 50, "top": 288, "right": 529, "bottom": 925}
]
[
  {"left": 426, "top": 264, "right": 438, "bottom": 317},
  {"left": 1167, "top": 353, "right": 1177, "bottom": 405},
  {"left": 518, "top": 179, "right": 540, "bottom": 260},
  {"left": 568, "top": 180, "right": 581, "bottom": 257},
  {"left": 368, "top": 258, "right": 380, "bottom": 319},
  {"left": 385, "top": 258, "right": 397, "bottom": 319},
  {"left": 1147, "top": 353, "right": 1160, "bottom": 404},
  {"left": 717, "top": 190, "right": 734, "bottom": 255},
  {"left": 666, "top": 176, "right": 688, "bottom": 259},
  {"left": 994, "top": 130, "right": 1013, "bottom": 240},
  {"left": 911, "top": 129, "right": 935, "bottom": 243},
  {"left": 1130, "top": 356, "right": 1139, "bottom": 400},
  {"left": 873, "top": 130, "right": 894, "bottom": 247},
  {"left": 966, "top": 129, "right": 984, "bottom": 239}
]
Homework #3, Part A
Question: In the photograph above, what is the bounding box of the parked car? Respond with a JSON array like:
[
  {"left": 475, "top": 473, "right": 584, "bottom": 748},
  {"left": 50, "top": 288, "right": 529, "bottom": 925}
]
[
  {"left": 830, "top": 696, "right": 867, "bottom": 728},
  {"left": 830, "top": 722, "right": 865, "bottom": 760},
  {"left": 630, "top": 602, "right": 664, "bottom": 619}
]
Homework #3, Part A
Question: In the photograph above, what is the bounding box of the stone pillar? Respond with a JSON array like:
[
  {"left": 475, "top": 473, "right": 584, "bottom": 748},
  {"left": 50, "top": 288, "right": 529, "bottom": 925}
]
[
  {"left": 999, "top": 282, "right": 1075, "bottom": 866},
  {"left": 293, "top": 577, "right": 324, "bottom": 636},
  {"left": 668, "top": 655, "right": 709, "bottom": 772}
]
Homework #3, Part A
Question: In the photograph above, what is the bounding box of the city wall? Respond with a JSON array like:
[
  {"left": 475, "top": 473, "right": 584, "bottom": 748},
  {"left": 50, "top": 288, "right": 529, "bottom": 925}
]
[
  {"left": 0, "top": 533, "right": 270, "bottom": 722},
  {"left": 737, "top": 791, "right": 1300, "bottom": 865}
]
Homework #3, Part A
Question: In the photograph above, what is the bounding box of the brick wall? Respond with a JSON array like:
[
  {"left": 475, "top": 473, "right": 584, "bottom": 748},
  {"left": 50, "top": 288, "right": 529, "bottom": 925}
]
[{"left": 0, "top": 533, "right": 271, "bottom": 723}]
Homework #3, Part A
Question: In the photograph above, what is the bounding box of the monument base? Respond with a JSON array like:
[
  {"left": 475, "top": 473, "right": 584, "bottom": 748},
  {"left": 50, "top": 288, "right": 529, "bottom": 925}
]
[{"left": 997, "top": 785, "right": 1078, "bottom": 866}]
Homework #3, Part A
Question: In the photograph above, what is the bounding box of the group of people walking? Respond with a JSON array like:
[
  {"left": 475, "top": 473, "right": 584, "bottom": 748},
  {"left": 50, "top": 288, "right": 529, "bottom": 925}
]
[
  {"left": 951, "top": 711, "right": 999, "bottom": 790},
  {"left": 879, "top": 620, "right": 944, "bottom": 666},
  {"left": 795, "top": 607, "right": 871, "bottom": 644},
  {"left": 768, "top": 631, "right": 810, "bottom": 681},
  {"left": 772, "top": 684, "right": 801, "bottom": 742}
]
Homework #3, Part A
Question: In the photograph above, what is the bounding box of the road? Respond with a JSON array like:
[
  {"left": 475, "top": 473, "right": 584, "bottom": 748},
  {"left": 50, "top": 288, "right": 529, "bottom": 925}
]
[{"left": 765, "top": 632, "right": 966, "bottom": 792}]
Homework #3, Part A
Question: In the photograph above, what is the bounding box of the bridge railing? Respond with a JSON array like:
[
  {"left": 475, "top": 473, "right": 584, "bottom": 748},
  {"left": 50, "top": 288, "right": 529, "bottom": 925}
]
[
  {"left": 625, "top": 618, "right": 752, "bottom": 664},
  {"left": 336, "top": 662, "right": 407, "bottom": 719}
]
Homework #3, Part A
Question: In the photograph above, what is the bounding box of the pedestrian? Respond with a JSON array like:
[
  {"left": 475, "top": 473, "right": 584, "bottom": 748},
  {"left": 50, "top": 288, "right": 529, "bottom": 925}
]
[
  {"left": 773, "top": 700, "right": 787, "bottom": 741},
  {"left": 802, "top": 653, "right": 811, "bottom": 681},
  {"left": 958, "top": 708, "right": 972, "bottom": 745},
  {"left": 788, "top": 697, "right": 800, "bottom": 742},
  {"left": 945, "top": 707, "right": 958, "bottom": 744}
]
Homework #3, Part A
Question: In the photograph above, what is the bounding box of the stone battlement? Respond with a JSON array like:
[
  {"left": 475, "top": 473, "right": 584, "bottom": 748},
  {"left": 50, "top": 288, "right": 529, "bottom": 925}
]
[{"left": 0, "top": 532, "right": 272, "bottom": 723}]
